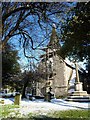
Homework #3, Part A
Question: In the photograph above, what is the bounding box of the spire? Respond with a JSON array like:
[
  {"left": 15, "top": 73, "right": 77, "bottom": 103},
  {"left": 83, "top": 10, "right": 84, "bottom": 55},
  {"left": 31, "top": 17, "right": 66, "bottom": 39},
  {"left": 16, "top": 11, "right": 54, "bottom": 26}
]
[
  {"left": 52, "top": 23, "right": 56, "bottom": 29},
  {"left": 47, "top": 24, "right": 60, "bottom": 49}
]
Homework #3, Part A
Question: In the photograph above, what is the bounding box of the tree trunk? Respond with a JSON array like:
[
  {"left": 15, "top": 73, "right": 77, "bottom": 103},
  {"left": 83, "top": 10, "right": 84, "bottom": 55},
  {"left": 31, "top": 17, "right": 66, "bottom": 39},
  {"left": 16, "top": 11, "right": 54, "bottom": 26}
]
[
  {"left": 22, "top": 80, "right": 29, "bottom": 99},
  {"left": 22, "top": 85, "right": 27, "bottom": 99}
]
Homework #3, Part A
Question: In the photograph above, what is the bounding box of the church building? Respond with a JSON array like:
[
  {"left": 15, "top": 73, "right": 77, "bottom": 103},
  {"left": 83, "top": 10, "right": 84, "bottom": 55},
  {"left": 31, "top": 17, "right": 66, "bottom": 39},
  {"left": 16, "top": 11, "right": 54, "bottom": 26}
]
[{"left": 36, "top": 25, "right": 75, "bottom": 98}]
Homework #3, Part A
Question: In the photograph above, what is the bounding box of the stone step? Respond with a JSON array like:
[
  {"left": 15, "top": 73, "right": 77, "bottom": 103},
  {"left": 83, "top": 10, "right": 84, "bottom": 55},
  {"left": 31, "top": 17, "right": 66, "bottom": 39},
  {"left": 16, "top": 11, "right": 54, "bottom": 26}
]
[
  {"left": 65, "top": 95, "right": 90, "bottom": 102},
  {"left": 66, "top": 98, "right": 90, "bottom": 102},
  {"left": 67, "top": 96, "right": 90, "bottom": 99},
  {"left": 71, "top": 91, "right": 88, "bottom": 96}
]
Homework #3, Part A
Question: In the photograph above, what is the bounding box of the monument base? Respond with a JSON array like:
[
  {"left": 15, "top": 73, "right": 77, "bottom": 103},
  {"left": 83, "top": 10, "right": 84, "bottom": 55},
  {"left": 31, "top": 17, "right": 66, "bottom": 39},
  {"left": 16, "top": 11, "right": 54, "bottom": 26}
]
[
  {"left": 66, "top": 82, "right": 90, "bottom": 102},
  {"left": 72, "top": 91, "right": 88, "bottom": 96},
  {"left": 75, "top": 82, "right": 83, "bottom": 91},
  {"left": 65, "top": 96, "right": 90, "bottom": 102}
]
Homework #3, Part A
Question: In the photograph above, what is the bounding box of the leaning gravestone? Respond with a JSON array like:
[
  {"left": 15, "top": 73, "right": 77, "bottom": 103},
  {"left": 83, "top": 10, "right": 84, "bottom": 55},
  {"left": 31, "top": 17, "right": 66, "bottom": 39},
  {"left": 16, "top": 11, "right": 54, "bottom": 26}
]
[{"left": 14, "top": 93, "right": 21, "bottom": 105}]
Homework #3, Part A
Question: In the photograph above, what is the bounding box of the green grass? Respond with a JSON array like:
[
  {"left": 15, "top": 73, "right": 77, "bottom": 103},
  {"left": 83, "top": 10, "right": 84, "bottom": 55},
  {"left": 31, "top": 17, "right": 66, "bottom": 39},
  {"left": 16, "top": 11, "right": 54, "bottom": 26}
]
[
  {"left": 47, "top": 110, "right": 90, "bottom": 120},
  {"left": 27, "top": 110, "right": 90, "bottom": 120},
  {"left": 1, "top": 105, "right": 90, "bottom": 120},
  {"left": 0, "top": 104, "right": 19, "bottom": 118}
]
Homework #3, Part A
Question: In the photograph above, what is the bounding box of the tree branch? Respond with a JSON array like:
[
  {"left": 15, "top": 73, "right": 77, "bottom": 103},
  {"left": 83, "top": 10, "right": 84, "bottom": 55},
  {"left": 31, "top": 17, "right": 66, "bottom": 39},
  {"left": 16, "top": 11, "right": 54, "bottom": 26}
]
[
  {"left": 2, "top": 6, "right": 32, "bottom": 23},
  {"left": 2, "top": 10, "right": 25, "bottom": 49}
]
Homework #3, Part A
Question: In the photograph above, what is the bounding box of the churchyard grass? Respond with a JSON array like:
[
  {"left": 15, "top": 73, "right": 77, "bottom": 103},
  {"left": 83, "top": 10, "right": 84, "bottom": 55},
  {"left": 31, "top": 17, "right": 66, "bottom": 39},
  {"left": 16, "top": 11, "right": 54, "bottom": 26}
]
[
  {"left": 47, "top": 110, "right": 90, "bottom": 119},
  {"left": 1, "top": 104, "right": 90, "bottom": 120},
  {"left": 27, "top": 109, "right": 90, "bottom": 120},
  {"left": 1, "top": 104, "right": 19, "bottom": 118}
]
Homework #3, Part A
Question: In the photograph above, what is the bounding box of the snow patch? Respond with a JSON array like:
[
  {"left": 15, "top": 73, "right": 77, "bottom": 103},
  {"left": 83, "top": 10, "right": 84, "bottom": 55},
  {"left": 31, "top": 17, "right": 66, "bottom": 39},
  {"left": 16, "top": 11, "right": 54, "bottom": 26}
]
[{"left": 1, "top": 98, "right": 90, "bottom": 116}]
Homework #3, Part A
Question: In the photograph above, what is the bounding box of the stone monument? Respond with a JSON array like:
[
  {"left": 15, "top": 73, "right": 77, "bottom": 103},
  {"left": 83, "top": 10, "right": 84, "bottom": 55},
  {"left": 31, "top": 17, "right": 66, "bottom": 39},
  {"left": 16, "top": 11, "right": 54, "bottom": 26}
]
[{"left": 66, "top": 62, "right": 90, "bottom": 102}]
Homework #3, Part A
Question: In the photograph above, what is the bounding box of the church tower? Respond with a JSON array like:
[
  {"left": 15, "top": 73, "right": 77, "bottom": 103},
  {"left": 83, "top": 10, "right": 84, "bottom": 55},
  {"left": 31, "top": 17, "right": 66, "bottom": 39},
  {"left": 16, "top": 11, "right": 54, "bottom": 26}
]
[
  {"left": 37, "top": 24, "right": 72, "bottom": 97},
  {"left": 47, "top": 24, "right": 61, "bottom": 49}
]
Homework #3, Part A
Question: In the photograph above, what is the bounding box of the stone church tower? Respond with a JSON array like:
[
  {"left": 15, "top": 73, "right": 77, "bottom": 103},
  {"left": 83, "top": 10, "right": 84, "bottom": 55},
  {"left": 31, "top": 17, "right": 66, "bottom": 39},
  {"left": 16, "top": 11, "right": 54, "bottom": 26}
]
[{"left": 37, "top": 25, "right": 73, "bottom": 97}]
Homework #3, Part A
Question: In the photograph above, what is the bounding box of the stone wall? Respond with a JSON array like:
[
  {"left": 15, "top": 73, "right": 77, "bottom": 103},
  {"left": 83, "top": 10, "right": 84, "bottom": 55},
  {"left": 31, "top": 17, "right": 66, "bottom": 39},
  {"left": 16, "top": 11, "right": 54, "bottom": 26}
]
[
  {"left": 51, "top": 55, "right": 66, "bottom": 97},
  {"left": 36, "top": 53, "right": 73, "bottom": 97}
]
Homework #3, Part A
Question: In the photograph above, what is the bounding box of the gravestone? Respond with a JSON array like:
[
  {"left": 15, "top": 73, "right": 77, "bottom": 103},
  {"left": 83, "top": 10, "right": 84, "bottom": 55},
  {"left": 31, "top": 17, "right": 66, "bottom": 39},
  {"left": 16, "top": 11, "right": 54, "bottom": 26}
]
[
  {"left": 0, "top": 99, "right": 4, "bottom": 104},
  {"left": 14, "top": 93, "right": 21, "bottom": 105}
]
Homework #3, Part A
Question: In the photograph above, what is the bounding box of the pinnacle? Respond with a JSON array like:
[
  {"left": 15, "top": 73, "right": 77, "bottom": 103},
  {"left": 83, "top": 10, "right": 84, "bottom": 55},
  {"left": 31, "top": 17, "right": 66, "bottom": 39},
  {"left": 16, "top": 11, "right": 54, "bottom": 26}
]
[{"left": 52, "top": 23, "right": 56, "bottom": 29}]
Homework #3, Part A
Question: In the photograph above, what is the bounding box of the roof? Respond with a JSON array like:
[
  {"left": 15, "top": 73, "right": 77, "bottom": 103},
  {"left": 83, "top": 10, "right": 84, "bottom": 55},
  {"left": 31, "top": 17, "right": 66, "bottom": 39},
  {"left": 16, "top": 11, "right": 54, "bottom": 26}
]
[
  {"left": 47, "top": 26, "right": 61, "bottom": 49},
  {"left": 40, "top": 53, "right": 85, "bottom": 73}
]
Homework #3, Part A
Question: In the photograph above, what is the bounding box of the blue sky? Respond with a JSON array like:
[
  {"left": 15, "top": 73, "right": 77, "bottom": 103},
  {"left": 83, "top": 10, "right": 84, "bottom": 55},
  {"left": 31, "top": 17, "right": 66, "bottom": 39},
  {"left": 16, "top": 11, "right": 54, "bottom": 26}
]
[{"left": 7, "top": 2, "right": 80, "bottom": 71}]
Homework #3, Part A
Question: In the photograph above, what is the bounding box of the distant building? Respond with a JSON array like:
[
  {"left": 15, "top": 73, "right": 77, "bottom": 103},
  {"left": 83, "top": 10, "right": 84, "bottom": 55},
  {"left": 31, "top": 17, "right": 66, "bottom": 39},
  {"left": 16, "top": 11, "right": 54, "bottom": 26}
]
[{"left": 36, "top": 25, "right": 76, "bottom": 97}]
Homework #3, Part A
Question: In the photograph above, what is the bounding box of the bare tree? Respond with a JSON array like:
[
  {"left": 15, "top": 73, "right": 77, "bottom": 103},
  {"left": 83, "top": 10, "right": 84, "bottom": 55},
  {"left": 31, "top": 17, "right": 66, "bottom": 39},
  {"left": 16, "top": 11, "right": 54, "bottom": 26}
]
[{"left": 2, "top": 2, "right": 71, "bottom": 60}]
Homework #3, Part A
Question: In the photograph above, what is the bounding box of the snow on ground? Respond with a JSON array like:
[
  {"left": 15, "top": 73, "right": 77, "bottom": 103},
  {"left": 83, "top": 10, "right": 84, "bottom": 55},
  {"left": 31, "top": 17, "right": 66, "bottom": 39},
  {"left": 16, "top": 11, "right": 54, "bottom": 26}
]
[
  {"left": 0, "top": 98, "right": 14, "bottom": 105},
  {"left": 0, "top": 98, "right": 90, "bottom": 116}
]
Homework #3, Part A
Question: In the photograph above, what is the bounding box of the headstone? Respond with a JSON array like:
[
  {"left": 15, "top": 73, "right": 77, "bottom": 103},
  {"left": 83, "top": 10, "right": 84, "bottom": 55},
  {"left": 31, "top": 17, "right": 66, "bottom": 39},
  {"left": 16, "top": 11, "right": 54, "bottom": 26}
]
[
  {"left": 44, "top": 92, "right": 51, "bottom": 102},
  {"left": 44, "top": 86, "right": 54, "bottom": 102},
  {"left": 14, "top": 93, "right": 21, "bottom": 105},
  {"left": 0, "top": 100, "right": 4, "bottom": 104}
]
